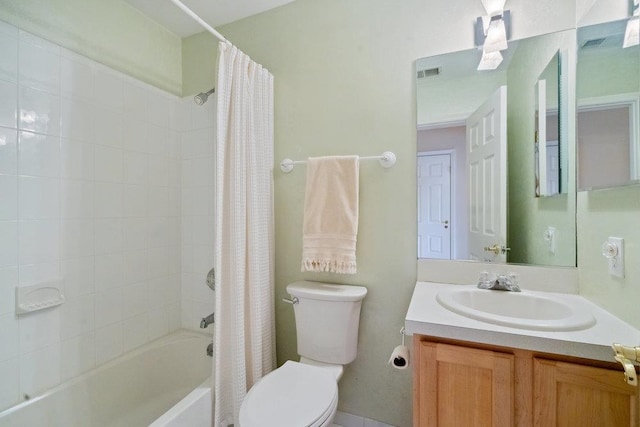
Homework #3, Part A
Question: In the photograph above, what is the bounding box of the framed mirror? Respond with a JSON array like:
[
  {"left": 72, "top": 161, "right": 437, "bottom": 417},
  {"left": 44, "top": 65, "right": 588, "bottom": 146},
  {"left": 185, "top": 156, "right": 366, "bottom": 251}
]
[
  {"left": 416, "top": 29, "right": 577, "bottom": 267},
  {"left": 577, "top": 19, "right": 640, "bottom": 191}
]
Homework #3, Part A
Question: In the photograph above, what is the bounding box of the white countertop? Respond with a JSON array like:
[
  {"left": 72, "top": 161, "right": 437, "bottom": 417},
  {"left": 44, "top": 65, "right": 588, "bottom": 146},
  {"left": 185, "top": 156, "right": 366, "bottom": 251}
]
[{"left": 405, "top": 281, "right": 640, "bottom": 362}]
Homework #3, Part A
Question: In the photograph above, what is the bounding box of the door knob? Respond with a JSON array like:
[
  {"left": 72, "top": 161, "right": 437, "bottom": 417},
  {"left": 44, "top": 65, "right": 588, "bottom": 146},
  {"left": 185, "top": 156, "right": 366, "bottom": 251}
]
[
  {"left": 484, "top": 244, "right": 501, "bottom": 255},
  {"left": 484, "top": 244, "right": 511, "bottom": 255},
  {"left": 442, "top": 220, "right": 449, "bottom": 229}
]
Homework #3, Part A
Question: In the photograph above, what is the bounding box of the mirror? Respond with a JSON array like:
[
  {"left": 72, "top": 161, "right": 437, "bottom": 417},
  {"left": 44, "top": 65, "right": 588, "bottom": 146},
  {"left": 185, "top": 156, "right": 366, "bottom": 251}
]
[
  {"left": 577, "top": 19, "right": 640, "bottom": 190},
  {"left": 535, "top": 52, "right": 564, "bottom": 197},
  {"left": 416, "top": 29, "right": 577, "bottom": 267}
]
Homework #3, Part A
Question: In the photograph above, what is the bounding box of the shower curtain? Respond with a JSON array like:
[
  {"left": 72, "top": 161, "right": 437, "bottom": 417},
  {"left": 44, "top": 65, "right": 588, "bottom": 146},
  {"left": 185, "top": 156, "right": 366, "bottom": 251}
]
[{"left": 213, "top": 41, "right": 275, "bottom": 427}]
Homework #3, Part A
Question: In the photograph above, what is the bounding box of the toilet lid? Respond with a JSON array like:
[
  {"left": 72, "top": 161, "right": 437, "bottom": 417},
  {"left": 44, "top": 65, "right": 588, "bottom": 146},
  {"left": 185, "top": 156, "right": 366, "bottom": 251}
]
[{"left": 239, "top": 361, "right": 338, "bottom": 427}]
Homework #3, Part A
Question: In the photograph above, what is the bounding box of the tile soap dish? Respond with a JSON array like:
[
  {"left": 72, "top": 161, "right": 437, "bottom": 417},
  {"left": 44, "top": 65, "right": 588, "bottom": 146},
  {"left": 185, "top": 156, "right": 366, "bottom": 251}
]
[{"left": 16, "top": 278, "right": 65, "bottom": 315}]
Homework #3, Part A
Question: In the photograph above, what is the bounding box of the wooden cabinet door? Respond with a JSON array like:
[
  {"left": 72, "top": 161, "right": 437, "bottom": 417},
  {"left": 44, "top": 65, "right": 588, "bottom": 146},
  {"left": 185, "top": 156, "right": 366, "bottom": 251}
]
[
  {"left": 534, "top": 358, "right": 639, "bottom": 427},
  {"left": 414, "top": 340, "right": 514, "bottom": 426}
]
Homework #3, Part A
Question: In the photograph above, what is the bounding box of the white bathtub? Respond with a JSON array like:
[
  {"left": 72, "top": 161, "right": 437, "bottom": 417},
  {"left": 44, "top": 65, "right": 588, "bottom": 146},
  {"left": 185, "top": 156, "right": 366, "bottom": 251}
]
[
  {"left": 150, "top": 379, "right": 212, "bottom": 427},
  {"left": 0, "top": 330, "right": 212, "bottom": 427}
]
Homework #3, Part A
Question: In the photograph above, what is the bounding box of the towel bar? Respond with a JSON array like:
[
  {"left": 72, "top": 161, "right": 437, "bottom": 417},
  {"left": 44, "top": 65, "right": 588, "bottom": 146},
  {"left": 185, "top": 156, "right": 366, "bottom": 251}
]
[{"left": 280, "top": 151, "right": 396, "bottom": 173}]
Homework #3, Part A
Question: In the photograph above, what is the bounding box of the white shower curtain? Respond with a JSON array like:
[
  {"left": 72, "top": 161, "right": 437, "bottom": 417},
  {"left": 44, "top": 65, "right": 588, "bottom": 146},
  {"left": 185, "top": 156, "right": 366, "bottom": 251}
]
[{"left": 213, "top": 41, "right": 275, "bottom": 427}]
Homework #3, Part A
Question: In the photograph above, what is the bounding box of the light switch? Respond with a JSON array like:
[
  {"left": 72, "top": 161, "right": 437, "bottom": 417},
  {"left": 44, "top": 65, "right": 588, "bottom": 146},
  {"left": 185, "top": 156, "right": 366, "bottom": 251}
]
[
  {"left": 543, "top": 226, "right": 556, "bottom": 254},
  {"left": 602, "top": 237, "right": 624, "bottom": 278}
]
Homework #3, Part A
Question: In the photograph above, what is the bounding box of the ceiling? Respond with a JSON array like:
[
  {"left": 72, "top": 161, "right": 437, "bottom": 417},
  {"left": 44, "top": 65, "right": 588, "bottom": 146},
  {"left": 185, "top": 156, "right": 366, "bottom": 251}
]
[{"left": 124, "top": 0, "right": 297, "bottom": 38}]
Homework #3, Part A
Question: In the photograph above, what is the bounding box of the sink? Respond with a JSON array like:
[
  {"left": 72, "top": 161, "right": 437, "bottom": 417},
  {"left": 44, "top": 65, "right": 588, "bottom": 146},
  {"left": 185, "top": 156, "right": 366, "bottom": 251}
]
[{"left": 436, "top": 287, "right": 597, "bottom": 331}]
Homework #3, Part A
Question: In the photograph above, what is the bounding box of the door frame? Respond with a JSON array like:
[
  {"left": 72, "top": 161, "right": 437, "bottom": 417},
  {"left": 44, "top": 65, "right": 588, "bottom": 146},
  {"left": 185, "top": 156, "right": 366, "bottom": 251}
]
[
  {"left": 417, "top": 149, "right": 456, "bottom": 259},
  {"left": 578, "top": 92, "right": 640, "bottom": 181}
]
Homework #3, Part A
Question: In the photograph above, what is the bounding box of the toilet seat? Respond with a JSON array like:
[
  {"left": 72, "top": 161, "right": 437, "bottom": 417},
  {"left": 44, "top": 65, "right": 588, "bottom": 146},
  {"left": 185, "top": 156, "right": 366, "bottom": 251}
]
[{"left": 239, "top": 361, "right": 338, "bottom": 427}]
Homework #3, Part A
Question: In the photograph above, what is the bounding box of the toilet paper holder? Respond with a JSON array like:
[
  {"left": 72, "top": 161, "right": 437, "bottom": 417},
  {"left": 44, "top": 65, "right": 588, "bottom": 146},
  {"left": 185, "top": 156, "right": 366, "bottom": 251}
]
[{"left": 388, "top": 327, "right": 410, "bottom": 369}]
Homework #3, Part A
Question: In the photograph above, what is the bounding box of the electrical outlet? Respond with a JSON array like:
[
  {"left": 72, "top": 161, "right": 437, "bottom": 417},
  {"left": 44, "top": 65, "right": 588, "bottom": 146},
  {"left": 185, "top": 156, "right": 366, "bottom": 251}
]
[{"left": 608, "top": 237, "right": 624, "bottom": 278}]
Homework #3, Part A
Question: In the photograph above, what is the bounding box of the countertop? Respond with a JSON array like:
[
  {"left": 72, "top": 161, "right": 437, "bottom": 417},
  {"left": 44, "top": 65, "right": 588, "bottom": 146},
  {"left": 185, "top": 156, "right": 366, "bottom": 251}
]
[{"left": 405, "top": 281, "right": 640, "bottom": 362}]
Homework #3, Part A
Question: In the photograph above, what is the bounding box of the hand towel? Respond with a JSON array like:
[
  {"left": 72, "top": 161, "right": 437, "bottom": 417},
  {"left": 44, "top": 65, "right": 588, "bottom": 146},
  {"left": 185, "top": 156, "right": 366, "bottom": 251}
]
[{"left": 301, "top": 155, "right": 359, "bottom": 274}]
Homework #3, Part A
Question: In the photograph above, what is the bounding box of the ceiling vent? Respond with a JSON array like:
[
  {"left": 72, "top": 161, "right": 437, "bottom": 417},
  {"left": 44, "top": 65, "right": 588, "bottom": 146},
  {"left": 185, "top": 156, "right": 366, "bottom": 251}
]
[
  {"left": 581, "top": 38, "right": 607, "bottom": 49},
  {"left": 417, "top": 67, "right": 441, "bottom": 79}
]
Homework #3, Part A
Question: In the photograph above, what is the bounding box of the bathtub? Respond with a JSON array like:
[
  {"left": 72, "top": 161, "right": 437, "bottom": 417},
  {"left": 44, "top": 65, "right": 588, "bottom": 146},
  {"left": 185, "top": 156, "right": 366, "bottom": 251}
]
[
  {"left": 149, "top": 379, "right": 212, "bottom": 427},
  {"left": 0, "top": 330, "right": 211, "bottom": 427}
]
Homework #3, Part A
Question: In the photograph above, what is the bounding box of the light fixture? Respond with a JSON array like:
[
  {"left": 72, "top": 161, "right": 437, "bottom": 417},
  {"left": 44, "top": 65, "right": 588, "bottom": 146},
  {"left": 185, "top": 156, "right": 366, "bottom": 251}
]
[
  {"left": 477, "top": 49, "right": 503, "bottom": 71},
  {"left": 483, "top": 15, "right": 509, "bottom": 53},
  {"left": 475, "top": 11, "right": 511, "bottom": 52},
  {"left": 474, "top": 5, "right": 511, "bottom": 71},
  {"left": 623, "top": 0, "right": 640, "bottom": 48}
]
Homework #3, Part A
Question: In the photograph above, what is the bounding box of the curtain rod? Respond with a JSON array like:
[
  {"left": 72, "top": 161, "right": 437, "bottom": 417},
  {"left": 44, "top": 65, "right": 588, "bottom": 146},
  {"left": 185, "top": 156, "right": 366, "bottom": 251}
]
[
  {"left": 280, "top": 152, "right": 397, "bottom": 174},
  {"left": 169, "top": 0, "right": 228, "bottom": 43}
]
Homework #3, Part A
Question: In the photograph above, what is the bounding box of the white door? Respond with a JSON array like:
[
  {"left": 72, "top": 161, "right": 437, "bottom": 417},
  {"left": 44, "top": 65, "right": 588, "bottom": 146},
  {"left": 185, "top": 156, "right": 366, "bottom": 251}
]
[
  {"left": 467, "top": 86, "right": 508, "bottom": 262},
  {"left": 417, "top": 154, "right": 451, "bottom": 259},
  {"left": 546, "top": 140, "right": 559, "bottom": 195}
]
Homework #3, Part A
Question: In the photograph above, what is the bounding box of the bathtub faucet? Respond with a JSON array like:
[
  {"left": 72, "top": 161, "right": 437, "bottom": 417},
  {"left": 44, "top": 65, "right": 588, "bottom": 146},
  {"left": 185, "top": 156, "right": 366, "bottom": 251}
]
[
  {"left": 206, "top": 342, "right": 213, "bottom": 357},
  {"left": 200, "top": 312, "right": 215, "bottom": 329}
]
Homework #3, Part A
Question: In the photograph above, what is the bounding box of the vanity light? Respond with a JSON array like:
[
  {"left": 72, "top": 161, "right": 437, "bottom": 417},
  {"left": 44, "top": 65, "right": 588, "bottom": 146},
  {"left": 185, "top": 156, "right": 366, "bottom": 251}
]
[
  {"left": 477, "top": 49, "right": 503, "bottom": 70},
  {"left": 623, "top": 0, "right": 639, "bottom": 48},
  {"left": 482, "top": 14, "right": 509, "bottom": 52},
  {"left": 474, "top": 10, "right": 511, "bottom": 70},
  {"left": 475, "top": 1, "right": 510, "bottom": 70}
]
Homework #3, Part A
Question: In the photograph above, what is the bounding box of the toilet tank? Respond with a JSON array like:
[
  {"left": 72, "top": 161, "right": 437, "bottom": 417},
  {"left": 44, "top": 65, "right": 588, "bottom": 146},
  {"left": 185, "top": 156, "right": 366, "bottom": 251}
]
[{"left": 287, "top": 281, "right": 367, "bottom": 365}]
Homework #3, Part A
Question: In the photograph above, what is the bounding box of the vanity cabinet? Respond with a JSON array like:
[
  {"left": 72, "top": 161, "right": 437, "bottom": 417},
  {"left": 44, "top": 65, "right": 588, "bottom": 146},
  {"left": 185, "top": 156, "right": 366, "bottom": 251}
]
[
  {"left": 534, "top": 358, "right": 638, "bottom": 426},
  {"left": 413, "top": 335, "right": 639, "bottom": 427},
  {"left": 414, "top": 341, "right": 514, "bottom": 426}
]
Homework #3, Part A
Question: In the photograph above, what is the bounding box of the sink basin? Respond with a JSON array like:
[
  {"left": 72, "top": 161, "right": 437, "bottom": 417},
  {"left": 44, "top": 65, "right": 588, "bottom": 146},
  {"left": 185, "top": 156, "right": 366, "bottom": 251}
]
[{"left": 436, "top": 287, "right": 597, "bottom": 331}]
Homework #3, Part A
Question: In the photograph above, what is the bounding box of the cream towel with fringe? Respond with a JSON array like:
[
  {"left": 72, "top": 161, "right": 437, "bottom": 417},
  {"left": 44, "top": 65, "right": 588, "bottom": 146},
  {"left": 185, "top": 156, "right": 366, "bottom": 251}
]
[{"left": 301, "top": 155, "right": 359, "bottom": 274}]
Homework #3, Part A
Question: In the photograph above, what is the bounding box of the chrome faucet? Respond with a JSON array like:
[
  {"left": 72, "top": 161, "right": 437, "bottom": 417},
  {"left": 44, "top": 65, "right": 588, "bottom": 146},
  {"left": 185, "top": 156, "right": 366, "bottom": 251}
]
[
  {"left": 200, "top": 312, "right": 215, "bottom": 329},
  {"left": 477, "top": 272, "right": 521, "bottom": 292}
]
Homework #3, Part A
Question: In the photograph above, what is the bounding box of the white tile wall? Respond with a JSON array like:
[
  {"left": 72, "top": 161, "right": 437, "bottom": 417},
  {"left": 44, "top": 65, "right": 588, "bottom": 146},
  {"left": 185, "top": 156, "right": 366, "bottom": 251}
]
[
  {"left": 0, "top": 127, "right": 18, "bottom": 175},
  {"left": 0, "top": 21, "right": 187, "bottom": 411},
  {"left": 0, "top": 80, "right": 17, "bottom": 129},
  {"left": 180, "top": 98, "right": 216, "bottom": 331}
]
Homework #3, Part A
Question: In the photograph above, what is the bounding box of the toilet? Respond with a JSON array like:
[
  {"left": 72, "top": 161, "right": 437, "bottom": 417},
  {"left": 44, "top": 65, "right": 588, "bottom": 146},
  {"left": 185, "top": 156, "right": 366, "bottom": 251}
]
[{"left": 239, "top": 280, "right": 367, "bottom": 427}]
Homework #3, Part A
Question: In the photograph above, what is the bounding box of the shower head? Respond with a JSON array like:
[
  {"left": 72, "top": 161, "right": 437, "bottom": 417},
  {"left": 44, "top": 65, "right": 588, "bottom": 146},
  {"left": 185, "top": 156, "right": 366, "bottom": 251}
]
[{"left": 194, "top": 88, "right": 215, "bottom": 105}]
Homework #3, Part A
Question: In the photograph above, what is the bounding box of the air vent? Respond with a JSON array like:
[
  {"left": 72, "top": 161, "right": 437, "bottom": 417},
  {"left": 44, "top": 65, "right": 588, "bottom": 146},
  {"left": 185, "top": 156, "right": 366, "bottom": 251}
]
[
  {"left": 581, "top": 38, "right": 606, "bottom": 49},
  {"left": 417, "top": 67, "right": 441, "bottom": 79}
]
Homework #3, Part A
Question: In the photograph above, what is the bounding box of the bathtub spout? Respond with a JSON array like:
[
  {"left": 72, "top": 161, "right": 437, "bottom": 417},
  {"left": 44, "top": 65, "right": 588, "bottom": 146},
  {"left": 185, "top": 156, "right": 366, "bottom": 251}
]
[
  {"left": 200, "top": 312, "right": 215, "bottom": 329},
  {"left": 206, "top": 342, "right": 213, "bottom": 357}
]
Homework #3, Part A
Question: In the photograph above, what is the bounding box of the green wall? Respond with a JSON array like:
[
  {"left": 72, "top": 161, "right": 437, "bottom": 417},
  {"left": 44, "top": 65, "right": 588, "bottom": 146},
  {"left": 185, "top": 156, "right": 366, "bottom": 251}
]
[
  {"left": 182, "top": 31, "right": 218, "bottom": 97},
  {"left": 575, "top": 3, "right": 640, "bottom": 328},
  {"left": 183, "top": 0, "right": 576, "bottom": 424},
  {"left": 578, "top": 186, "right": 640, "bottom": 327},
  {"left": 506, "top": 31, "right": 577, "bottom": 267},
  {"left": 0, "top": 0, "right": 182, "bottom": 94},
  {"left": 577, "top": 44, "right": 640, "bottom": 100}
]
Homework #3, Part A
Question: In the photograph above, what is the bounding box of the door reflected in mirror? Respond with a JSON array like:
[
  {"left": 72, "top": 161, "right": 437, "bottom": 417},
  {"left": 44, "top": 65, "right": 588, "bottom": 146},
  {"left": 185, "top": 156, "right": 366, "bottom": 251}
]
[
  {"left": 535, "top": 51, "right": 563, "bottom": 197},
  {"left": 577, "top": 19, "right": 640, "bottom": 191},
  {"left": 416, "top": 29, "right": 577, "bottom": 267},
  {"left": 417, "top": 87, "right": 507, "bottom": 262}
]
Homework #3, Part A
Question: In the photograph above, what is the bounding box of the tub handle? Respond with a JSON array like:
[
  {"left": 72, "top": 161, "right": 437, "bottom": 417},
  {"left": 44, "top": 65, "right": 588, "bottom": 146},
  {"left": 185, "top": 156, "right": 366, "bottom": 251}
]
[{"left": 282, "top": 296, "right": 299, "bottom": 305}]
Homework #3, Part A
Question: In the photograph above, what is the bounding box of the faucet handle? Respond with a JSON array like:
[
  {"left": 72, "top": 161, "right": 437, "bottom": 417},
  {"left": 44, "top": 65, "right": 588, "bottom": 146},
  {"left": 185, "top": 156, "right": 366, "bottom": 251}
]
[
  {"left": 200, "top": 312, "right": 215, "bottom": 329},
  {"left": 477, "top": 271, "right": 493, "bottom": 289},
  {"left": 504, "top": 273, "right": 521, "bottom": 291}
]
